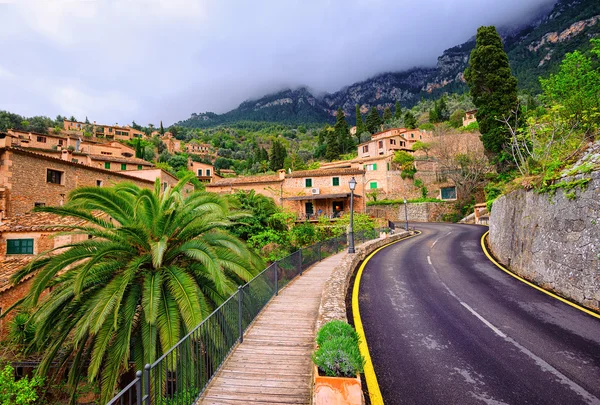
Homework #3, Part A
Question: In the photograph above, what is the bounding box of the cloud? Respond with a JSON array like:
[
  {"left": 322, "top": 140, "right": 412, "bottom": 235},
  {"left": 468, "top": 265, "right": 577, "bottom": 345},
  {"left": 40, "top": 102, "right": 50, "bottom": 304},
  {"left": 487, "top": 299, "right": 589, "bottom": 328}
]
[{"left": 0, "top": 0, "right": 558, "bottom": 125}]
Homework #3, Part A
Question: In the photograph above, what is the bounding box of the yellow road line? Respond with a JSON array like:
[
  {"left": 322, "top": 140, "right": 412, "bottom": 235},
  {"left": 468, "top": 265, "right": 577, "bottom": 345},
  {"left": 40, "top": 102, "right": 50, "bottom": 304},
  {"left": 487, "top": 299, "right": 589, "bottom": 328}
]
[
  {"left": 481, "top": 231, "right": 600, "bottom": 320},
  {"left": 352, "top": 231, "right": 422, "bottom": 405}
]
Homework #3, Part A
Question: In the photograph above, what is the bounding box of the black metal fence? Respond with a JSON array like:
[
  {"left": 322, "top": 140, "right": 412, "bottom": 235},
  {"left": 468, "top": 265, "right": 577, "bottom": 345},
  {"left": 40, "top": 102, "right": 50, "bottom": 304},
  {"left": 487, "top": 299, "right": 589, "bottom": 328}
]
[{"left": 106, "top": 228, "right": 387, "bottom": 405}]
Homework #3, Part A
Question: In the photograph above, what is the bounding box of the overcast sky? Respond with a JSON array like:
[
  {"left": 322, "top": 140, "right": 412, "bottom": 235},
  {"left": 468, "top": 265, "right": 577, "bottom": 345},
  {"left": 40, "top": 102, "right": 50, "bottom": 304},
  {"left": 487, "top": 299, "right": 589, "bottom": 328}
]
[{"left": 0, "top": 0, "right": 556, "bottom": 126}]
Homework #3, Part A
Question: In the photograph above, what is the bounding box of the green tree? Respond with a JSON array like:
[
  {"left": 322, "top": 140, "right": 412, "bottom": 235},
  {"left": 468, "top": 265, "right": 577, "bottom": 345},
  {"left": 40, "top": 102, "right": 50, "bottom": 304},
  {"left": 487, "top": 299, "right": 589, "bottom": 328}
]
[
  {"left": 334, "top": 107, "right": 354, "bottom": 155},
  {"left": 366, "top": 107, "right": 382, "bottom": 134},
  {"left": 394, "top": 101, "right": 402, "bottom": 120},
  {"left": 412, "top": 141, "right": 432, "bottom": 158},
  {"left": 85, "top": 116, "right": 90, "bottom": 124},
  {"left": 159, "top": 120, "right": 165, "bottom": 136},
  {"left": 9, "top": 177, "right": 263, "bottom": 403},
  {"left": 0, "top": 363, "right": 43, "bottom": 405},
  {"left": 269, "top": 139, "right": 287, "bottom": 171},
  {"left": 324, "top": 125, "right": 341, "bottom": 161},
  {"left": 464, "top": 26, "right": 518, "bottom": 154},
  {"left": 449, "top": 109, "right": 466, "bottom": 128},
  {"left": 404, "top": 111, "right": 417, "bottom": 129},
  {"left": 540, "top": 39, "right": 600, "bottom": 138},
  {"left": 383, "top": 107, "right": 393, "bottom": 122},
  {"left": 355, "top": 104, "right": 366, "bottom": 144}
]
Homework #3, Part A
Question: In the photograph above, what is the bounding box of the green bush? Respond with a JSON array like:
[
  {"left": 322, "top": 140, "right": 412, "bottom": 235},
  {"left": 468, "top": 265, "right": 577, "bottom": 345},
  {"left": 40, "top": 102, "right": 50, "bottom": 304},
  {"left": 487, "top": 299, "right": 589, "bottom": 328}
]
[
  {"left": 0, "top": 364, "right": 43, "bottom": 405},
  {"left": 462, "top": 121, "right": 479, "bottom": 132},
  {"left": 316, "top": 320, "right": 359, "bottom": 347},
  {"left": 313, "top": 337, "right": 364, "bottom": 378}
]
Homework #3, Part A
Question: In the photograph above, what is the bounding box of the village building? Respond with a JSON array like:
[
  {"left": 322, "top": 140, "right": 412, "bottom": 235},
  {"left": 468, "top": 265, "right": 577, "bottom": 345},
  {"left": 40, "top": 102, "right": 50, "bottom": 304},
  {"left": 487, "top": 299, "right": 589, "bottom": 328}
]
[
  {"left": 121, "top": 168, "right": 194, "bottom": 192},
  {"left": 463, "top": 109, "right": 477, "bottom": 127},
  {"left": 63, "top": 119, "right": 145, "bottom": 141},
  {"left": 163, "top": 132, "right": 183, "bottom": 154},
  {"left": 189, "top": 161, "right": 221, "bottom": 183},
  {"left": 186, "top": 142, "right": 216, "bottom": 160}
]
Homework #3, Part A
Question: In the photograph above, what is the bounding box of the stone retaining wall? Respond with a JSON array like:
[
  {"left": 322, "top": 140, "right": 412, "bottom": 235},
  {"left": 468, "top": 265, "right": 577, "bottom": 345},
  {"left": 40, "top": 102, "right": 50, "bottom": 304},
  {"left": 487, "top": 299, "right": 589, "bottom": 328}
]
[
  {"left": 366, "top": 202, "right": 454, "bottom": 223},
  {"left": 489, "top": 171, "right": 600, "bottom": 310},
  {"left": 316, "top": 231, "right": 411, "bottom": 330}
]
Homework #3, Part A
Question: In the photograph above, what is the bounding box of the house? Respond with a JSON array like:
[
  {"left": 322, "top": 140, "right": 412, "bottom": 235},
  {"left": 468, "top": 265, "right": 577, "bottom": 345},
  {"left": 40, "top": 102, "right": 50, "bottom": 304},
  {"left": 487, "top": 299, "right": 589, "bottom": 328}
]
[
  {"left": 163, "top": 132, "right": 182, "bottom": 154},
  {"left": 463, "top": 110, "right": 477, "bottom": 127},
  {"left": 63, "top": 120, "right": 145, "bottom": 140},
  {"left": 186, "top": 142, "right": 215, "bottom": 159},
  {"left": 207, "top": 168, "right": 367, "bottom": 220},
  {"left": 189, "top": 161, "right": 219, "bottom": 183},
  {"left": 121, "top": 168, "right": 195, "bottom": 194}
]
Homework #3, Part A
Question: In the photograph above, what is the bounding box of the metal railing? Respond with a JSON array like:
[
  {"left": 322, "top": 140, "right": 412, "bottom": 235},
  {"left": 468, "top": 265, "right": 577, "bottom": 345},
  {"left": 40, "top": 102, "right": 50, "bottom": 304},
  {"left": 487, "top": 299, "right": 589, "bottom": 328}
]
[{"left": 106, "top": 228, "right": 387, "bottom": 405}]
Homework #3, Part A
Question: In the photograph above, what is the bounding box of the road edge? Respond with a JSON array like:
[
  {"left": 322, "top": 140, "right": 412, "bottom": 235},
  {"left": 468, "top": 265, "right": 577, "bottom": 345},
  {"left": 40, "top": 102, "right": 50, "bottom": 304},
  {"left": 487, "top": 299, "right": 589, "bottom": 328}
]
[
  {"left": 352, "top": 231, "right": 422, "bottom": 405},
  {"left": 481, "top": 231, "right": 600, "bottom": 320}
]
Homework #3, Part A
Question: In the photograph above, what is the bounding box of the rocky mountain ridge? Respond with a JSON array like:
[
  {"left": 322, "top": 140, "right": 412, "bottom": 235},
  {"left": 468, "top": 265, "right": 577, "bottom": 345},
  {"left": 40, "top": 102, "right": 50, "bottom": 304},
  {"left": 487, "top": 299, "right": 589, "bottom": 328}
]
[{"left": 177, "top": 0, "right": 600, "bottom": 128}]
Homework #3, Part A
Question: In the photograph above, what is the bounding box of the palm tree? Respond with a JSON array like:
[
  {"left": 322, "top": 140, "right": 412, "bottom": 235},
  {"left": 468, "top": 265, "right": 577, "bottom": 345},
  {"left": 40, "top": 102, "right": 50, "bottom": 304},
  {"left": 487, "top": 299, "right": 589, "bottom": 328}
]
[{"left": 9, "top": 175, "right": 263, "bottom": 403}]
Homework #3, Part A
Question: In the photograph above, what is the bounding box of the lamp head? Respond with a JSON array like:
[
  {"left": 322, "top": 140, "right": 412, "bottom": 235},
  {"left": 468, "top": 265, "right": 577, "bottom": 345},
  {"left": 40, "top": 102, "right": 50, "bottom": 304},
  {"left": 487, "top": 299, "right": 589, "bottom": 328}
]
[{"left": 349, "top": 177, "right": 357, "bottom": 191}]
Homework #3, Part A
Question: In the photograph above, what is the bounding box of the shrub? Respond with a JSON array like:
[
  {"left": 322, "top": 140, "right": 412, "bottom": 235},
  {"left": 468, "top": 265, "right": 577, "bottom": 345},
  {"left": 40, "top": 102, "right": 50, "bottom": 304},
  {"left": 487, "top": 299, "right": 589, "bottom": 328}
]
[
  {"left": 316, "top": 320, "right": 359, "bottom": 347},
  {"left": 0, "top": 364, "right": 43, "bottom": 405},
  {"left": 313, "top": 337, "right": 364, "bottom": 378},
  {"left": 462, "top": 121, "right": 479, "bottom": 132}
]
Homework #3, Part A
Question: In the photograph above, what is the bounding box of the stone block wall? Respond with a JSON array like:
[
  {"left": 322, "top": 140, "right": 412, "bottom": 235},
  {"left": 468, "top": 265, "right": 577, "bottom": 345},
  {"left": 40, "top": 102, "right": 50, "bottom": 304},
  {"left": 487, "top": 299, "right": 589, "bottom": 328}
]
[
  {"left": 367, "top": 202, "right": 455, "bottom": 222},
  {"left": 489, "top": 171, "right": 600, "bottom": 310}
]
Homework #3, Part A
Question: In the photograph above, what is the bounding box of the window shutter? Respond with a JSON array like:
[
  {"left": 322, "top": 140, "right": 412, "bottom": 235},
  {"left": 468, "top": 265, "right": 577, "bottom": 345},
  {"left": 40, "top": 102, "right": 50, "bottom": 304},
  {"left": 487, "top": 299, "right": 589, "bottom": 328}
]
[{"left": 373, "top": 164, "right": 377, "bottom": 170}]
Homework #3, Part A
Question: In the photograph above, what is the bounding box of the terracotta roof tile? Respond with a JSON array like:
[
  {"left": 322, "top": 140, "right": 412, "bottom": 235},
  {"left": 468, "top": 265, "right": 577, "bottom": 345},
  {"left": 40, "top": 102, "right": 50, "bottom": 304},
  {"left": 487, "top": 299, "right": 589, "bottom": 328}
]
[
  {"left": 89, "top": 154, "right": 153, "bottom": 165},
  {"left": 285, "top": 168, "right": 365, "bottom": 178},
  {"left": 0, "top": 257, "right": 35, "bottom": 292},
  {"left": 207, "top": 174, "right": 282, "bottom": 187},
  {"left": 0, "top": 211, "right": 92, "bottom": 232}
]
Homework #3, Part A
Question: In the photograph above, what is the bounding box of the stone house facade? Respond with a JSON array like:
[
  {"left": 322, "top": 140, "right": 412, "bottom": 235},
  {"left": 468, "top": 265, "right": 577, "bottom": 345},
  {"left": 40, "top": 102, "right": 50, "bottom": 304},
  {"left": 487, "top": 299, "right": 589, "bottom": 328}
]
[
  {"left": 63, "top": 119, "right": 145, "bottom": 141},
  {"left": 189, "top": 161, "right": 220, "bottom": 183},
  {"left": 463, "top": 109, "right": 477, "bottom": 127}
]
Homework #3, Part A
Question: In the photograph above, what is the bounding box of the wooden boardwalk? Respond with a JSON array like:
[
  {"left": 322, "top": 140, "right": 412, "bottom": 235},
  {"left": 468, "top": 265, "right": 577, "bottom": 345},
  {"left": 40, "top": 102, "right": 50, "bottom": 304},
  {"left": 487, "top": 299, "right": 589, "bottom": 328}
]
[{"left": 197, "top": 252, "right": 344, "bottom": 405}]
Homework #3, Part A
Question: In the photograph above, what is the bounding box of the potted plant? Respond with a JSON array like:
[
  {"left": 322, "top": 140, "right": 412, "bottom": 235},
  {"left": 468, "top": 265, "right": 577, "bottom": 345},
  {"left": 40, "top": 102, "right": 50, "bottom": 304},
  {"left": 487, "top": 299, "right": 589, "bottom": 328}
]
[{"left": 313, "top": 321, "right": 365, "bottom": 405}]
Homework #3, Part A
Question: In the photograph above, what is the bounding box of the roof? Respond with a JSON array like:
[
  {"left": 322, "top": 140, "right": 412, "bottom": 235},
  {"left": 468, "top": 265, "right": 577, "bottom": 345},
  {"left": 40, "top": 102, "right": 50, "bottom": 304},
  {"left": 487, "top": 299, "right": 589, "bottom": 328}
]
[
  {"left": 207, "top": 174, "right": 282, "bottom": 187},
  {"left": 0, "top": 146, "right": 155, "bottom": 184},
  {"left": 0, "top": 257, "right": 34, "bottom": 293},
  {"left": 9, "top": 129, "right": 69, "bottom": 139},
  {"left": 285, "top": 168, "right": 365, "bottom": 178},
  {"left": 0, "top": 211, "right": 91, "bottom": 232},
  {"left": 89, "top": 154, "right": 153, "bottom": 165},
  {"left": 282, "top": 193, "right": 362, "bottom": 201}
]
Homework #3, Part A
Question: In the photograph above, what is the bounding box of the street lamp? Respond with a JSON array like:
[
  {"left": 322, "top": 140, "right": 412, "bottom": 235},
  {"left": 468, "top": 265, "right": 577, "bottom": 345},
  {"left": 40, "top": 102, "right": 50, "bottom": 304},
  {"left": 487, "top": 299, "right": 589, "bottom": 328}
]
[
  {"left": 404, "top": 197, "right": 409, "bottom": 231},
  {"left": 348, "top": 177, "right": 357, "bottom": 253}
]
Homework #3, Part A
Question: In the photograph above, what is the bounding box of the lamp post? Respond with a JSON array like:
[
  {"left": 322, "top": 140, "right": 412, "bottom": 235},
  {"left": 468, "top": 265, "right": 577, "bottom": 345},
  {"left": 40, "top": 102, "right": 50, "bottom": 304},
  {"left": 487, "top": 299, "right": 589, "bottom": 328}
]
[
  {"left": 404, "top": 197, "right": 409, "bottom": 231},
  {"left": 348, "top": 177, "right": 357, "bottom": 253}
]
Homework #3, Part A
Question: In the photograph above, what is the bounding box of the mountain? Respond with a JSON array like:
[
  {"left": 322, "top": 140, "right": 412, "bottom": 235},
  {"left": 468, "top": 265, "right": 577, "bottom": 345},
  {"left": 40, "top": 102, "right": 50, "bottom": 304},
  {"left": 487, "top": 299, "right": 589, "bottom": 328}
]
[{"left": 177, "top": 0, "right": 600, "bottom": 128}]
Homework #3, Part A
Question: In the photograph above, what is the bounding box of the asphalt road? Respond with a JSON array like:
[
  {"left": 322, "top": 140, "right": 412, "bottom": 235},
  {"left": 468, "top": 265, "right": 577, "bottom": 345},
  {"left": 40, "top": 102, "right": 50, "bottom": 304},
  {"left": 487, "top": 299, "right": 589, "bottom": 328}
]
[{"left": 357, "top": 223, "right": 600, "bottom": 405}]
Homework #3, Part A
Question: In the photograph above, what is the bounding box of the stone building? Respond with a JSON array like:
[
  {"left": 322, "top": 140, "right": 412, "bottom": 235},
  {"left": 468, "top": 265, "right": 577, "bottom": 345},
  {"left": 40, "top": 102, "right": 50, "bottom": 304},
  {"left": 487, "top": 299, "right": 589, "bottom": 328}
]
[
  {"left": 63, "top": 119, "right": 145, "bottom": 141},
  {"left": 463, "top": 109, "right": 477, "bottom": 127},
  {"left": 189, "top": 161, "right": 220, "bottom": 183}
]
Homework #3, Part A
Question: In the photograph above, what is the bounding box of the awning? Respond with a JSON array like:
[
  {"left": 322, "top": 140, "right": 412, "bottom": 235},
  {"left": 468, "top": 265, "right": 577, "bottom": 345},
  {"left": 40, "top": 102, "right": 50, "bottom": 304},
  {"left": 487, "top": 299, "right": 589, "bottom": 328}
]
[{"left": 282, "top": 193, "right": 362, "bottom": 201}]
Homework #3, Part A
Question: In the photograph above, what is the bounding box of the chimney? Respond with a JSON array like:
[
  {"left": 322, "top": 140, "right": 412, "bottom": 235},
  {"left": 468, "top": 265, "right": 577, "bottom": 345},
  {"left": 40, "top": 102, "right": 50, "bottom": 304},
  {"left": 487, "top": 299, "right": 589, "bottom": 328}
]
[
  {"left": 278, "top": 169, "right": 286, "bottom": 180},
  {"left": 61, "top": 149, "right": 73, "bottom": 161}
]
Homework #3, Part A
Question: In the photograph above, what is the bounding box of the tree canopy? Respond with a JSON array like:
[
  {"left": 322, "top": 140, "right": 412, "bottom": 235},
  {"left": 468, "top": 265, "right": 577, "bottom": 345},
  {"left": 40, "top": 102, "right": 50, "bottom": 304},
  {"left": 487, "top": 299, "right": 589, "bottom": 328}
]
[{"left": 464, "top": 25, "right": 518, "bottom": 154}]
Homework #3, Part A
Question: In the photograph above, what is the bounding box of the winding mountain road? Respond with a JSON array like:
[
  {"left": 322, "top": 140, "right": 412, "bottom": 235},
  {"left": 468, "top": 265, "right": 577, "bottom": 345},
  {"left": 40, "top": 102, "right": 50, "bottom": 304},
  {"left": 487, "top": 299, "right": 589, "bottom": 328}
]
[{"left": 357, "top": 223, "right": 600, "bottom": 405}]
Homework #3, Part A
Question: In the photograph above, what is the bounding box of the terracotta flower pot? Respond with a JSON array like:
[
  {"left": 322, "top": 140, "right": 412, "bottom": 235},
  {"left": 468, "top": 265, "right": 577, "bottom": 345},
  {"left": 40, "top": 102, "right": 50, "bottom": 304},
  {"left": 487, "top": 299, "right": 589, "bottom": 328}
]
[{"left": 313, "top": 365, "right": 363, "bottom": 405}]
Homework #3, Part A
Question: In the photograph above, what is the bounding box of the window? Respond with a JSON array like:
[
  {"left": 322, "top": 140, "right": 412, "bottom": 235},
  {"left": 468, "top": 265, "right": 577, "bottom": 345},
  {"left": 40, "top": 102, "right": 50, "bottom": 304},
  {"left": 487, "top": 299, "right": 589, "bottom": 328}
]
[
  {"left": 362, "top": 145, "right": 369, "bottom": 153},
  {"left": 46, "top": 169, "right": 63, "bottom": 184},
  {"left": 34, "top": 202, "right": 45, "bottom": 207},
  {"left": 387, "top": 162, "right": 390, "bottom": 171},
  {"left": 121, "top": 163, "right": 127, "bottom": 171},
  {"left": 420, "top": 135, "right": 422, "bottom": 139},
  {"left": 197, "top": 169, "right": 203, "bottom": 176},
  {"left": 58, "top": 140, "right": 64, "bottom": 146},
  {"left": 332, "top": 177, "right": 340, "bottom": 186},
  {"left": 100, "top": 151, "right": 113, "bottom": 156},
  {"left": 104, "top": 162, "right": 111, "bottom": 169},
  {"left": 378, "top": 140, "right": 383, "bottom": 148},
  {"left": 305, "top": 178, "right": 312, "bottom": 187},
  {"left": 7, "top": 239, "right": 34, "bottom": 255},
  {"left": 411, "top": 134, "right": 414, "bottom": 138},
  {"left": 441, "top": 186, "right": 457, "bottom": 200},
  {"left": 37, "top": 136, "right": 47, "bottom": 143},
  {"left": 369, "top": 182, "right": 378, "bottom": 189},
  {"left": 138, "top": 165, "right": 142, "bottom": 170},
  {"left": 365, "top": 163, "right": 377, "bottom": 171},
  {"left": 162, "top": 182, "right": 168, "bottom": 191},
  {"left": 96, "top": 180, "right": 103, "bottom": 187},
  {"left": 390, "top": 139, "right": 396, "bottom": 145},
  {"left": 206, "top": 169, "right": 211, "bottom": 177}
]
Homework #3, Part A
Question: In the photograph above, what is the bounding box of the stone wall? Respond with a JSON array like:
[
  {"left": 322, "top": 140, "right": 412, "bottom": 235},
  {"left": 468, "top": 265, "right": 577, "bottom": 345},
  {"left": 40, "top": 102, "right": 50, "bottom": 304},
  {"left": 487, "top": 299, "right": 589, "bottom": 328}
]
[
  {"left": 367, "top": 202, "right": 455, "bottom": 222},
  {"left": 489, "top": 171, "right": 600, "bottom": 310},
  {"left": 316, "top": 231, "right": 411, "bottom": 329}
]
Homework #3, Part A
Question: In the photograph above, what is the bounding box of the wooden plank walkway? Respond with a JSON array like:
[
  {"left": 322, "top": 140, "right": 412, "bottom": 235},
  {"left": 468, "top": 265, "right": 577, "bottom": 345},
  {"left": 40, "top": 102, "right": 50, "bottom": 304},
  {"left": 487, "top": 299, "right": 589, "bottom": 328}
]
[{"left": 197, "top": 252, "right": 344, "bottom": 405}]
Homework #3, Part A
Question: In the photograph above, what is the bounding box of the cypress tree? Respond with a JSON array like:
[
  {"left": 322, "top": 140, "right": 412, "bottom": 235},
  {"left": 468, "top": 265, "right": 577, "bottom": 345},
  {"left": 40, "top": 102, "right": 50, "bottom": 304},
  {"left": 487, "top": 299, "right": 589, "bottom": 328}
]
[
  {"left": 269, "top": 139, "right": 287, "bottom": 171},
  {"left": 464, "top": 26, "right": 518, "bottom": 154},
  {"left": 394, "top": 101, "right": 402, "bottom": 120},
  {"left": 383, "top": 107, "right": 393, "bottom": 122},
  {"left": 159, "top": 120, "right": 165, "bottom": 136},
  {"left": 334, "top": 108, "right": 354, "bottom": 155},
  {"left": 324, "top": 127, "right": 341, "bottom": 161},
  {"left": 404, "top": 111, "right": 417, "bottom": 129},
  {"left": 355, "top": 104, "right": 366, "bottom": 143},
  {"left": 366, "top": 107, "right": 382, "bottom": 134}
]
